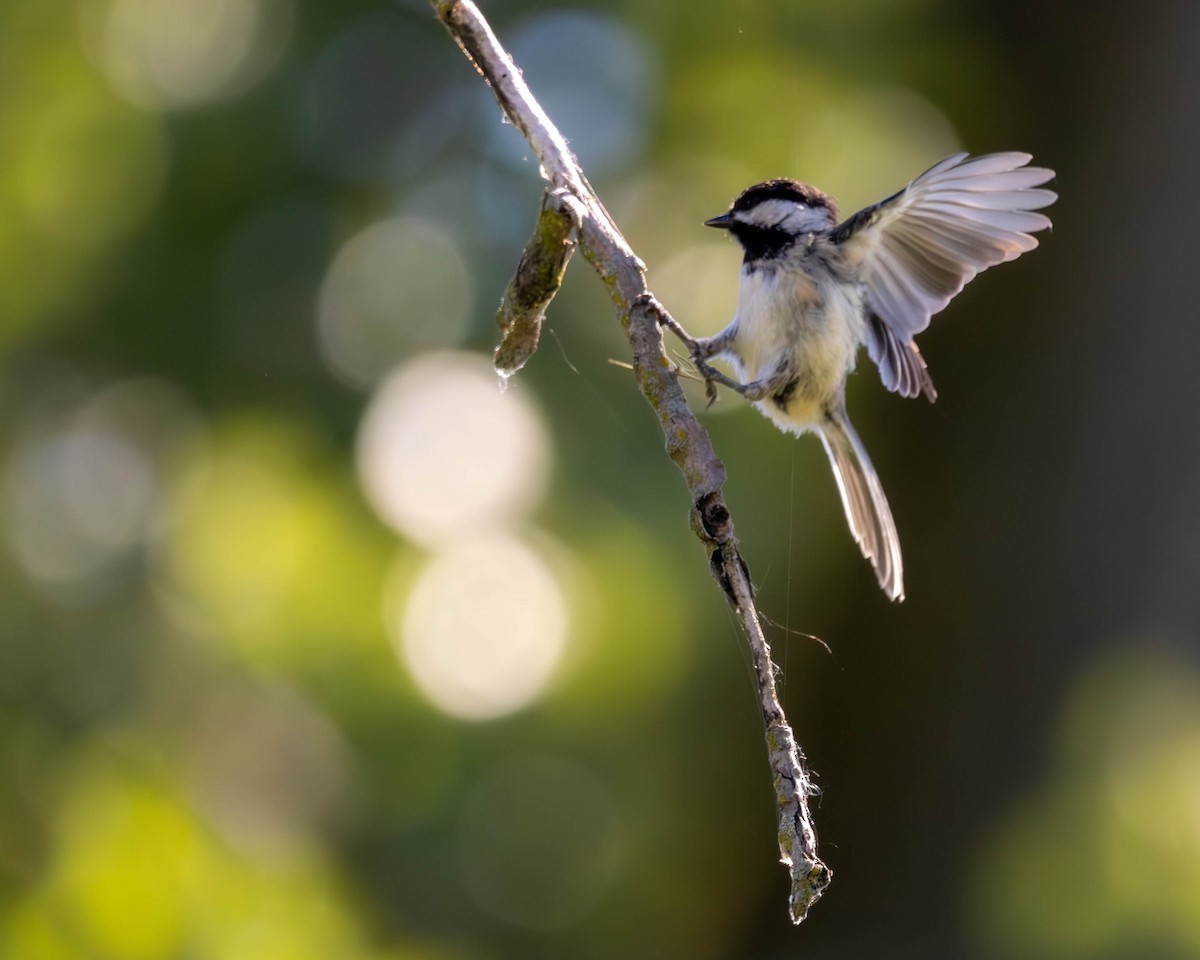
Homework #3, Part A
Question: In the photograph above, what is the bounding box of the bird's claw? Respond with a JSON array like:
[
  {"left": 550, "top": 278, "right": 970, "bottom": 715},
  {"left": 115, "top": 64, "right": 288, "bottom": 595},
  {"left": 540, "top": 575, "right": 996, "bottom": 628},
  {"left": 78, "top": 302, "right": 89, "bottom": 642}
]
[{"left": 690, "top": 358, "right": 724, "bottom": 406}]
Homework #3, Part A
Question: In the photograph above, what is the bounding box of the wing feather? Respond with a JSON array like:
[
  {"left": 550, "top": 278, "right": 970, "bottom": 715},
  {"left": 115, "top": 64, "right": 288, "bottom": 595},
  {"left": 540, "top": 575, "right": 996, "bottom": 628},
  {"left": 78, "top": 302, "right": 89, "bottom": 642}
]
[
  {"left": 917, "top": 203, "right": 1053, "bottom": 234},
  {"left": 832, "top": 151, "right": 1055, "bottom": 397},
  {"left": 866, "top": 314, "right": 936, "bottom": 402},
  {"left": 921, "top": 188, "right": 1058, "bottom": 210}
]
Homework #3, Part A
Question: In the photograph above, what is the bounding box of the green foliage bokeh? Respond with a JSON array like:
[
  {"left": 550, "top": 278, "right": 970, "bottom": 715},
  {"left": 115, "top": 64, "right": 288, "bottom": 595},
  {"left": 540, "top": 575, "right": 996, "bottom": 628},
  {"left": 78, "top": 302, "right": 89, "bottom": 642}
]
[{"left": 2, "top": 1, "right": 1199, "bottom": 958}]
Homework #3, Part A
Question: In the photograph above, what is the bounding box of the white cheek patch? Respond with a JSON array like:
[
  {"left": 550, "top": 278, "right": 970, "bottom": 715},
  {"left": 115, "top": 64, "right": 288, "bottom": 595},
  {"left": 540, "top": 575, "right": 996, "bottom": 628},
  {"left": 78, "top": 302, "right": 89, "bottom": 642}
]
[{"left": 736, "top": 198, "right": 802, "bottom": 229}]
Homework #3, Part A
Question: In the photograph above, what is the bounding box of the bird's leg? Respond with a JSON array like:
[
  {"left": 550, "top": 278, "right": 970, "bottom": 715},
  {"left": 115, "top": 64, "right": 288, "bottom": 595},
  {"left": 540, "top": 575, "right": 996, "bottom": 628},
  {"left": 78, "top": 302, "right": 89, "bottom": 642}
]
[
  {"left": 659, "top": 317, "right": 788, "bottom": 404},
  {"left": 657, "top": 316, "right": 746, "bottom": 405},
  {"left": 659, "top": 313, "right": 719, "bottom": 357},
  {"left": 693, "top": 363, "right": 756, "bottom": 406},
  {"left": 729, "top": 374, "right": 787, "bottom": 400},
  {"left": 709, "top": 358, "right": 798, "bottom": 404}
]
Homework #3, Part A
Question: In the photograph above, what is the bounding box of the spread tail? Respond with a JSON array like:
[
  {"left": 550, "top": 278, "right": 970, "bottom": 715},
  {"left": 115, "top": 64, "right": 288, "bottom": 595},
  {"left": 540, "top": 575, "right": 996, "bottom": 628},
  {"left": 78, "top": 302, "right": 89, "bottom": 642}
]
[{"left": 818, "top": 408, "right": 905, "bottom": 601}]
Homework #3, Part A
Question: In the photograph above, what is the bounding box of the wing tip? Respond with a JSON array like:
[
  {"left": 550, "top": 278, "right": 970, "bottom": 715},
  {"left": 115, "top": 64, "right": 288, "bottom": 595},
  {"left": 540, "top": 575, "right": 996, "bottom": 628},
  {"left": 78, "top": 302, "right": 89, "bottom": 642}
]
[{"left": 934, "top": 151, "right": 1056, "bottom": 183}]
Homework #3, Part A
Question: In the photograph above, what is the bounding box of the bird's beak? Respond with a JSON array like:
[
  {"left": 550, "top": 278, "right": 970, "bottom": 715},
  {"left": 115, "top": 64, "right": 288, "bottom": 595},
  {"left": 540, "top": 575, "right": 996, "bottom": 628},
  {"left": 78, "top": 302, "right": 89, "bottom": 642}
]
[{"left": 704, "top": 213, "right": 733, "bottom": 229}]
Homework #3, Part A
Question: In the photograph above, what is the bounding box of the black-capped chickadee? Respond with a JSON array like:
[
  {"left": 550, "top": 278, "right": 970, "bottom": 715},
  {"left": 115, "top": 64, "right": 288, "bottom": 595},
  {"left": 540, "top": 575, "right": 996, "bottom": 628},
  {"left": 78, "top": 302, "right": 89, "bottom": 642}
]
[{"left": 675, "top": 152, "right": 1056, "bottom": 601}]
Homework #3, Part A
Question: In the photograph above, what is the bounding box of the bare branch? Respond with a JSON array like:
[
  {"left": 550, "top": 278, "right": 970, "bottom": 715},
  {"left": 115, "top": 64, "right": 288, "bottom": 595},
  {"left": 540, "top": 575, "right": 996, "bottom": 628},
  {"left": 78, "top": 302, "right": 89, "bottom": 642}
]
[{"left": 431, "top": 0, "right": 831, "bottom": 922}]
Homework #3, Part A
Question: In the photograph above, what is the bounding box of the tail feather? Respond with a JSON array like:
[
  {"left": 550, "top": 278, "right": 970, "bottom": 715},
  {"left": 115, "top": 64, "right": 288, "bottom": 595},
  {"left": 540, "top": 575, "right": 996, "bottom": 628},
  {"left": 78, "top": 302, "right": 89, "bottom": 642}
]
[{"left": 818, "top": 409, "right": 904, "bottom": 601}]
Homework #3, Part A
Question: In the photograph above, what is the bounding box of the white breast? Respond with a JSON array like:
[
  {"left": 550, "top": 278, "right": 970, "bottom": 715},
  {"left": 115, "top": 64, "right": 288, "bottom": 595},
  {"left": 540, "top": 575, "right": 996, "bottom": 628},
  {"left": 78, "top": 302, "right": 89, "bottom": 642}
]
[{"left": 731, "top": 265, "right": 866, "bottom": 434}]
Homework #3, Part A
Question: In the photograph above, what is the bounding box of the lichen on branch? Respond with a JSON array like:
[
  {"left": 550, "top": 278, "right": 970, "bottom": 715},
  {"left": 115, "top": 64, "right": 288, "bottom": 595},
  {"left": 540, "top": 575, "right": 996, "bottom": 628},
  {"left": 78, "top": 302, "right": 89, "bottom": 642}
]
[{"left": 494, "top": 189, "right": 579, "bottom": 380}]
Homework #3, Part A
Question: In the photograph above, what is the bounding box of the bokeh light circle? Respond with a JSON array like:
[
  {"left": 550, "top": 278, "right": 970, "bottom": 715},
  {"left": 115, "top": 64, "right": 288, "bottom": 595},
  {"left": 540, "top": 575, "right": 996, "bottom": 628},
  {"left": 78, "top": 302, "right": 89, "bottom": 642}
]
[
  {"left": 3, "top": 377, "right": 197, "bottom": 594},
  {"left": 489, "top": 12, "right": 653, "bottom": 177},
  {"left": 792, "top": 86, "right": 962, "bottom": 207},
  {"left": 300, "top": 13, "right": 442, "bottom": 182},
  {"left": 5, "top": 427, "right": 155, "bottom": 586},
  {"left": 83, "top": 0, "right": 295, "bottom": 110},
  {"left": 318, "top": 217, "right": 473, "bottom": 388},
  {"left": 654, "top": 243, "right": 741, "bottom": 340},
  {"left": 356, "top": 351, "right": 548, "bottom": 546},
  {"left": 395, "top": 536, "right": 568, "bottom": 721},
  {"left": 186, "top": 679, "right": 351, "bottom": 858}
]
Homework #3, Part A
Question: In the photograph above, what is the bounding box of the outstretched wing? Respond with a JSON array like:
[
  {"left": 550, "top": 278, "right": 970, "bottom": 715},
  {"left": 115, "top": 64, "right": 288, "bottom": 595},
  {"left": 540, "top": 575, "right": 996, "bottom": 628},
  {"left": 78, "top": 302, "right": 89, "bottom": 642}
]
[{"left": 830, "top": 152, "right": 1055, "bottom": 398}]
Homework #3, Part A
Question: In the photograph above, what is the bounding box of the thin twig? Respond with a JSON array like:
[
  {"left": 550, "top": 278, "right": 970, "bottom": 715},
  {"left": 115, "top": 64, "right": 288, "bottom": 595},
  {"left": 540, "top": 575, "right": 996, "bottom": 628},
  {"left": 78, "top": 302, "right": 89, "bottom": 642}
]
[{"left": 430, "top": 0, "right": 831, "bottom": 922}]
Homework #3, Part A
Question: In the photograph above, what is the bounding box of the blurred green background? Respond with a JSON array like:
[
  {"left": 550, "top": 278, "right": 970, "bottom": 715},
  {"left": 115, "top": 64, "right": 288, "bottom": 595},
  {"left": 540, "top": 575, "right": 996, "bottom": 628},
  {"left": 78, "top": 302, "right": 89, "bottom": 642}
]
[{"left": 2, "top": 0, "right": 1199, "bottom": 957}]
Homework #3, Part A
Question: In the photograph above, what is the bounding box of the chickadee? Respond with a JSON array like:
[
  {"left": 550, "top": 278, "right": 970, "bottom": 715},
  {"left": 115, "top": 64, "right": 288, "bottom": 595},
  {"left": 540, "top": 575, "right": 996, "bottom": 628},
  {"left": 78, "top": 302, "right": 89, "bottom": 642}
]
[{"left": 677, "top": 152, "right": 1056, "bottom": 601}]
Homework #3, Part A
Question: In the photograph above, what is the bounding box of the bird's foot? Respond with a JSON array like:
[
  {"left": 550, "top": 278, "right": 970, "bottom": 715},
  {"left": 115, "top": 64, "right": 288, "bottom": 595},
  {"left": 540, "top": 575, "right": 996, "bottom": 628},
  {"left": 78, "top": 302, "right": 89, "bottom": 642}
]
[{"left": 655, "top": 315, "right": 742, "bottom": 406}]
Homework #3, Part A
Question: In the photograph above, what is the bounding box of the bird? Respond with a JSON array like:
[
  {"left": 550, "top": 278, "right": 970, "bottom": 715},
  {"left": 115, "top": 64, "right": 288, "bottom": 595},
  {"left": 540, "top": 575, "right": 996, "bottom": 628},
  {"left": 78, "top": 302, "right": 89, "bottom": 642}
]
[{"left": 676, "top": 152, "right": 1056, "bottom": 601}]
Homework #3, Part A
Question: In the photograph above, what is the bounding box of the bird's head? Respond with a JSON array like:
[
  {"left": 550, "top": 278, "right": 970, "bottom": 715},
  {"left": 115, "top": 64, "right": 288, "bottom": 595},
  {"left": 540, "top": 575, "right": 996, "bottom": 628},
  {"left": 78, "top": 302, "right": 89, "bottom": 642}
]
[{"left": 705, "top": 178, "right": 838, "bottom": 260}]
